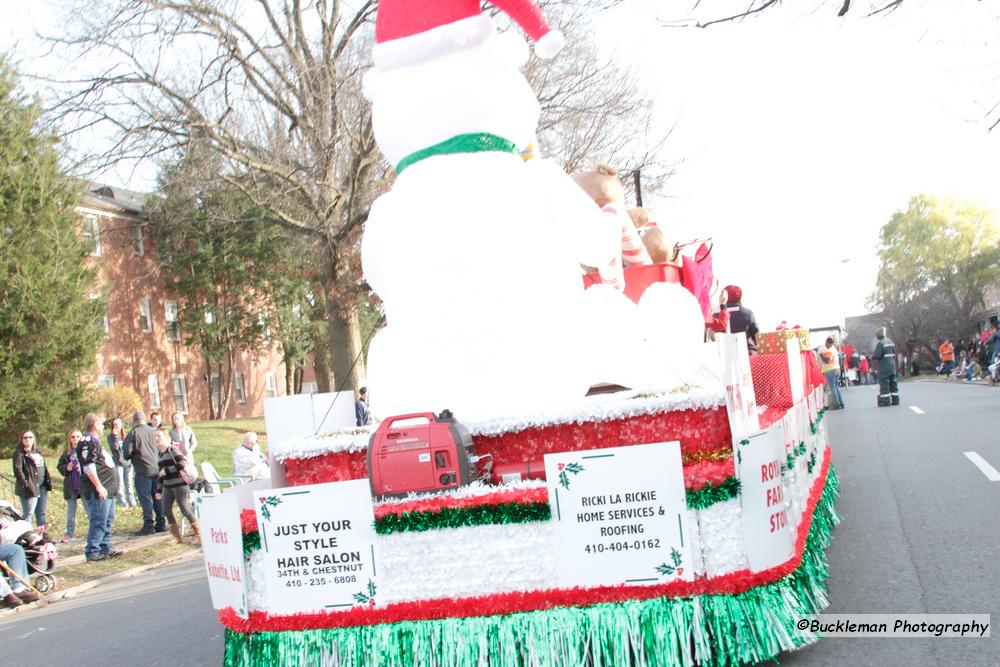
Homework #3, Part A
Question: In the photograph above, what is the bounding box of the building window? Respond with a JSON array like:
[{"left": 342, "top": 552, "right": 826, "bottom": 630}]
[
  {"left": 300, "top": 382, "right": 318, "bottom": 394},
  {"left": 132, "top": 223, "right": 145, "bottom": 256},
  {"left": 139, "top": 298, "right": 153, "bottom": 332},
  {"left": 204, "top": 307, "right": 216, "bottom": 324},
  {"left": 264, "top": 371, "right": 278, "bottom": 398},
  {"left": 258, "top": 311, "right": 272, "bottom": 346},
  {"left": 91, "top": 293, "right": 109, "bottom": 336},
  {"left": 234, "top": 372, "right": 246, "bottom": 403},
  {"left": 172, "top": 374, "right": 189, "bottom": 414},
  {"left": 97, "top": 374, "right": 115, "bottom": 388},
  {"left": 147, "top": 374, "right": 161, "bottom": 409},
  {"left": 210, "top": 373, "right": 222, "bottom": 415},
  {"left": 165, "top": 300, "right": 180, "bottom": 341},
  {"left": 81, "top": 214, "right": 101, "bottom": 256}
]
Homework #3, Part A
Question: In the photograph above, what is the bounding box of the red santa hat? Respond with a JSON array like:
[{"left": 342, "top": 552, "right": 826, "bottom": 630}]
[{"left": 374, "top": 0, "right": 565, "bottom": 70}]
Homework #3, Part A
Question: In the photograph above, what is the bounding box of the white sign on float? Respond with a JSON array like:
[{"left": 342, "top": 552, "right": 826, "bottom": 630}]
[
  {"left": 780, "top": 407, "right": 810, "bottom": 528},
  {"left": 718, "top": 333, "right": 760, "bottom": 442},
  {"left": 733, "top": 424, "right": 795, "bottom": 571},
  {"left": 544, "top": 443, "right": 693, "bottom": 588},
  {"left": 255, "top": 479, "right": 378, "bottom": 615},
  {"left": 196, "top": 493, "right": 249, "bottom": 618},
  {"left": 786, "top": 337, "right": 804, "bottom": 404}
]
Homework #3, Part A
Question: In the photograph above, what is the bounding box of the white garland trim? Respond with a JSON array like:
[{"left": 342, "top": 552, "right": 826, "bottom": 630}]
[{"left": 272, "top": 387, "right": 726, "bottom": 463}]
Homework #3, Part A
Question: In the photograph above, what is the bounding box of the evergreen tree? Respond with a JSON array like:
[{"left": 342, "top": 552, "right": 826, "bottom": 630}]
[
  {"left": 149, "top": 148, "right": 317, "bottom": 418},
  {"left": 0, "top": 57, "right": 104, "bottom": 453}
]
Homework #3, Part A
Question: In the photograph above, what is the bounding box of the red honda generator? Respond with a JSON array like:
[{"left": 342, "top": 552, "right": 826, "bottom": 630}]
[{"left": 367, "top": 410, "right": 486, "bottom": 497}]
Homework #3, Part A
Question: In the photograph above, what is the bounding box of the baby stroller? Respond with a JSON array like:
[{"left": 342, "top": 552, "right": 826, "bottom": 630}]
[{"left": 0, "top": 499, "right": 58, "bottom": 593}]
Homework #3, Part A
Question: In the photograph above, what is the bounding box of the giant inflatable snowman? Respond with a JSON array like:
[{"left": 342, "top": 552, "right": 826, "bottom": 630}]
[{"left": 362, "top": 0, "right": 712, "bottom": 419}]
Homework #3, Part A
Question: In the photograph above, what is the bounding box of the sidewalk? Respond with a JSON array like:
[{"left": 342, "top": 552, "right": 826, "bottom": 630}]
[
  {"left": 909, "top": 374, "right": 997, "bottom": 386},
  {"left": 57, "top": 530, "right": 179, "bottom": 566}
]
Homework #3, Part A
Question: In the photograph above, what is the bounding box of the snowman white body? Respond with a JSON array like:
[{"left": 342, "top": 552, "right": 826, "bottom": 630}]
[{"left": 362, "top": 20, "right": 713, "bottom": 419}]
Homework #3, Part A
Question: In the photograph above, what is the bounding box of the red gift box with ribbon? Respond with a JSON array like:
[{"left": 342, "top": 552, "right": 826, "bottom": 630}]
[{"left": 756, "top": 321, "right": 812, "bottom": 355}]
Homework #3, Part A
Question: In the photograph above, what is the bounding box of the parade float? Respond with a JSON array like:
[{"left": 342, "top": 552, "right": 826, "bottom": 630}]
[{"left": 196, "top": 2, "right": 840, "bottom": 665}]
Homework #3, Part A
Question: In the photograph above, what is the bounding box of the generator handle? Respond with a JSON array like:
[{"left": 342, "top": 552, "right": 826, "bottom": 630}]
[{"left": 383, "top": 412, "right": 438, "bottom": 427}]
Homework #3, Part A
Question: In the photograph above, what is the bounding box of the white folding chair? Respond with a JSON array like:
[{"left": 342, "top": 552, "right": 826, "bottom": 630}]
[{"left": 201, "top": 461, "right": 246, "bottom": 495}]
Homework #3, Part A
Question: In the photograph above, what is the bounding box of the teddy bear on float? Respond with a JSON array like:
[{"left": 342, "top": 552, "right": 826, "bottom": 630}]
[
  {"left": 361, "top": 0, "right": 713, "bottom": 419},
  {"left": 570, "top": 164, "right": 714, "bottom": 391}
]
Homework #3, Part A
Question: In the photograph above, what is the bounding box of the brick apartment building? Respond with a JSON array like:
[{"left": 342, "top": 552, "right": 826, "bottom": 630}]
[{"left": 80, "top": 183, "right": 316, "bottom": 421}]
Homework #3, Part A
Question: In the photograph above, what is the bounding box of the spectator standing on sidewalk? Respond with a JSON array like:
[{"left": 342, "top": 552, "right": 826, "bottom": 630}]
[
  {"left": 11, "top": 431, "right": 52, "bottom": 534},
  {"left": 154, "top": 430, "right": 199, "bottom": 544},
  {"left": 169, "top": 412, "right": 198, "bottom": 464},
  {"left": 122, "top": 411, "right": 166, "bottom": 535},
  {"left": 149, "top": 411, "right": 163, "bottom": 430},
  {"left": 77, "top": 413, "right": 122, "bottom": 562},
  {"left": 56, "top": 430, "right": 83, "bottom": 543},
  {"left": 819, "top": 338, "right": 845, "bottom": 410},
  {"left": 109, "top": 418, "right": 136, "bottom": 507},
  {"left": 355, "top": 388, "right": 372, "bottom": 427},
  {"left": 0, "top": 544, "right": 40, "bottom": 608}
]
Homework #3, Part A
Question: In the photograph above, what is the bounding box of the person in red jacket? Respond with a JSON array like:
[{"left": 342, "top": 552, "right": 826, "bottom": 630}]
[
  {"left": 859, "top": 355, "right": 870, "bottom": 385},
  {"left": 709, "top": 288, "right": 730, "bottom": 335}
]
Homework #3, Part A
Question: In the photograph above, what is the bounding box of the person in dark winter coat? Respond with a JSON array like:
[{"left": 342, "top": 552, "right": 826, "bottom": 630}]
[
  {"left": 56, "top": 430, "right": 84, "bottom": 542},
  {"left": 871, "top": 328, "right": 899, "bottom": 407},
  {"left": 722, "top": 284, "right": 759, "bottom": 354},
  {"left": 122, "top": 410, "right": 165, "bottom": 535},
  {"left": 11, "top": 431, "right": 53, "bottom": 533}
]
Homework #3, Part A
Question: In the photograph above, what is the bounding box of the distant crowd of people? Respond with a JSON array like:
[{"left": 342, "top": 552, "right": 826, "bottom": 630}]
[
  {"left": 6, "top": 409, "right": 274, "bottom": 606},
  {"left": 936, "top": 323, "right": 1000, "bottom": 383}
]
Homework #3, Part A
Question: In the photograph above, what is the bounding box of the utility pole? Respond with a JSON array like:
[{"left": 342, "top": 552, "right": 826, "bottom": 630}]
[{"left": 632, "top": 169, "right": 642, "bottom": 207}]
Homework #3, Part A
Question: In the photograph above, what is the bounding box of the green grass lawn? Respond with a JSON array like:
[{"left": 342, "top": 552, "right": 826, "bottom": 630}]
[{"left": 2, "top": 417, "right": 267, "bottom": 542}]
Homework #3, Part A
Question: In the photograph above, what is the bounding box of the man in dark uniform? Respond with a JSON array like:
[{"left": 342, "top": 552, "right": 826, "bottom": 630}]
[{"left": 871, "top": 328, "right": 899, "bottom": 407}]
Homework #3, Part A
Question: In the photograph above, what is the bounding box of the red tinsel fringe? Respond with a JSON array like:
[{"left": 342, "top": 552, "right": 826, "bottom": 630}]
[
  {"left": 285, "top": 408, "right": 734, "bottom": 488},
  {"left": 372, "top": 487, "right": 549, "bottom": 519},
  {"left": 240, "top": 509, "right": 257, "bottom": 534},
  {"left": 219, "top": 446, "right": 832, "bottom": 634}
]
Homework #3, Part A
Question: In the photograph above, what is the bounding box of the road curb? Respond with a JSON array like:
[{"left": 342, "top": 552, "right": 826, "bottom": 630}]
[
  {"left": 1, "top": 547, "right": 202, "bottom": 618},
  {"left": 57, "top": 531, "right": 178, "bottom": 567}
]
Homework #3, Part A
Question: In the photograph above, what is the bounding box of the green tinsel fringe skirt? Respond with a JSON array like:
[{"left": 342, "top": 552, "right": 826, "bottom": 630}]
[{"left": 224, "top": 466, "right": 840, "bottom": 667}]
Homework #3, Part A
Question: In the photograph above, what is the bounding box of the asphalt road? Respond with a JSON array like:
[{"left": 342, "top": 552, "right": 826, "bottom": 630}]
[
  {"left": 0, "top": 557, "right": 223, "bottom": 667},
  {"left": 1, "top": 380, "right": 997, "bottom": 667},
  {"left": 782, "top": 379, "right": 1000, "bottom": 666}
]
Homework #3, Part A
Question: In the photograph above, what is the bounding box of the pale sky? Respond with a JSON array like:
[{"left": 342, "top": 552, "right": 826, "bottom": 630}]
[
  {"left": 3, "top": 0, "right": 999, "bottom": 331},
  {"left": 596, "top": 0, "right": 1000, "bottom": 329}
]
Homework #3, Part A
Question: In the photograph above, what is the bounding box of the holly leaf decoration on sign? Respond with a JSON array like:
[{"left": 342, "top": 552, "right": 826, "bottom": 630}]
[
  {"left": 259, "top": 495, "right": 282, "bottom": 521},
  {"left": 656, "top": 547, "right": 684, "bottom": 578},
  {"left": 558, "top": 462, "right": 585, "bottom": 490},
  {"left": 353, "top": 579, "right": 377, "bottom": 605}
]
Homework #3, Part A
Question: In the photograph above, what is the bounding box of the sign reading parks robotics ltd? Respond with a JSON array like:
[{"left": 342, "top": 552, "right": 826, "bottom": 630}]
[
  {"left": 544, "top": 443, "right": 693, "bottom": 588},
  {"left": 254, "top": 479, "right": 378, "bottom": 615},
  {"left": 196, "top": 493, "right": 248, "bottom": 619}
]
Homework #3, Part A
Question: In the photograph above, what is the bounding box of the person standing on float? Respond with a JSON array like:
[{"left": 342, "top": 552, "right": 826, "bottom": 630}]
[{"left": 872, "top": 328, "right": 899, "bottom": 407}]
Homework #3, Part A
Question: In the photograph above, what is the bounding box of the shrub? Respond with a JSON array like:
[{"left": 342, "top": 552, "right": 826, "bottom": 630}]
[{"left": 90, "top": 386, "right": 143, "bottom": 422}]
